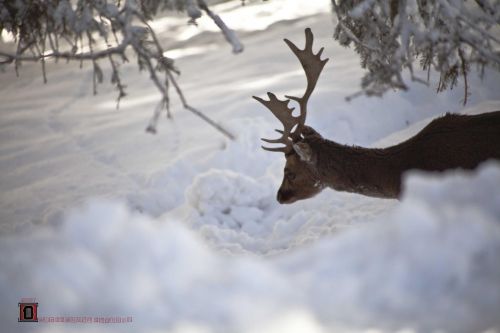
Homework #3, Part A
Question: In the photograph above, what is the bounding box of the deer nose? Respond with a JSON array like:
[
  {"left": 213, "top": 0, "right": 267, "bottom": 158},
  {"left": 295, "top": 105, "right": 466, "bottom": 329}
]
[
  {"left": 277, "top": 189, "right": 290, "bottom": 204},
  {"left": 277, "top": 190, "right": 284, "bottom": 203}
]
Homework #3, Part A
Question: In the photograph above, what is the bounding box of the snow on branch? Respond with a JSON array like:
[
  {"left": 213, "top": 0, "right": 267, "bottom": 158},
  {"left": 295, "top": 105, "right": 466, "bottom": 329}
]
[
  {"left": 332, "top": 0, "right": 500, "bottom": 104},
  {"left": 0, "top": 0, "right": 240, "bottom": 139},
  {"left": 197, "top": 0, "right": 244, "bottom": 54}
]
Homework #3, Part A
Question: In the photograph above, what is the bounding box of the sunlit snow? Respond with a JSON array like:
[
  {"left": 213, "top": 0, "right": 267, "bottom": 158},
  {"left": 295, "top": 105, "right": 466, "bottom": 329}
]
[{"left": 1, "top": 1, "right": 500, "bottom": 333}]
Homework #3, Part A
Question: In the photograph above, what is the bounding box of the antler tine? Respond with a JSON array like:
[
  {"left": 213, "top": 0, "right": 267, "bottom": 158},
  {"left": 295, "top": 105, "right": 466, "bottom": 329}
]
[
  {"left": 283, "top": 28, "right": 329, "bottom": 140},
  {"left": 252, "top": 93, "right": 296, "bottom": 153},
  {"left": 260, "top": 129, "right": 288, "bottom": 143},
  {"left": 261, "top": 145, "right": 289, "bottom": 153},
  {"left": 261, "top": 137, "right": 284, "bottom": 144}
]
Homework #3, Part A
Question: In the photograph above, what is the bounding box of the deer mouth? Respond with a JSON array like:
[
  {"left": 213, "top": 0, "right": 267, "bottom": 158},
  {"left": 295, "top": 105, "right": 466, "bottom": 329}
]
[{"left": 277, "top": 190, "right": 297, "bottom": 204}]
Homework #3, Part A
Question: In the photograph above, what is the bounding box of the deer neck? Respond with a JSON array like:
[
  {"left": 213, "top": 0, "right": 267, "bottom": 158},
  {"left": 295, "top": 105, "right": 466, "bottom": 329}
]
[{"left": 309, "top": 138, "right": 401, "bottom": 199}]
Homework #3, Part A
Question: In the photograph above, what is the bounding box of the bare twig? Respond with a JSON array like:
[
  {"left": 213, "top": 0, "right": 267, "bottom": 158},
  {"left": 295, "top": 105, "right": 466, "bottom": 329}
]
[
  {"left": 166, "top": 70, "right": 235, "bottom": 140},
  {"left": 458, "top": 48, "right": 469, "bottom": 106},
  {"left": 134, "top": 12, "right": 233, "bottom": 139},
  {"left": 108, "top": 54, "right": 127, "bottom": 107},
  {"left": 146, "top": 97, "right": 168, "bottom": 134},
  {"left": 0, "top": 45, "right": 127, "bottom": 63}
]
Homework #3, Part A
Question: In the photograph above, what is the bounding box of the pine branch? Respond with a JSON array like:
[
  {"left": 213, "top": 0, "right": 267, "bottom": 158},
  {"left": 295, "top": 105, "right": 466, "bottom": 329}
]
[{"left": 331, "top": 0, "right": 500, "bottom": 103}]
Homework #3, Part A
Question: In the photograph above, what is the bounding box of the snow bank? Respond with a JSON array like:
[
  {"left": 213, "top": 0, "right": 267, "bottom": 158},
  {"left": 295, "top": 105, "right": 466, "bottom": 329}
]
[
  {"left": 0, "top": 200, "right": 299, "bottom": 333},
  {"left": 281, "top": 161, "right": 500, "bottom": 332},
  {"left": 2, "top": 162, "right": 499, "bottom": 333}
]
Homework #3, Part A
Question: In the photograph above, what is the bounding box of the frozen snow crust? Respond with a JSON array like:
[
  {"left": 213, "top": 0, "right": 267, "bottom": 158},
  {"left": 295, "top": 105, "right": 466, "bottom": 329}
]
[{"left": 1, "top": 1, "right": 500, "bottom": 332}]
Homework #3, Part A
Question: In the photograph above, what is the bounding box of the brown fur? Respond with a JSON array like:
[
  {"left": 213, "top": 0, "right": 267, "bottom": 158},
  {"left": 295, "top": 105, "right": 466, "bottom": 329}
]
[{"left": 277, "top": 111, "right": 500, "bottom": 203}]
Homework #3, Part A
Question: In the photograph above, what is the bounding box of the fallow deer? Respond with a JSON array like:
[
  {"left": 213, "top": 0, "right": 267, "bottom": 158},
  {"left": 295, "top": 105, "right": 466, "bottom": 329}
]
[{"left": 253, "top": 28, "right": 500, "bottom": 204}]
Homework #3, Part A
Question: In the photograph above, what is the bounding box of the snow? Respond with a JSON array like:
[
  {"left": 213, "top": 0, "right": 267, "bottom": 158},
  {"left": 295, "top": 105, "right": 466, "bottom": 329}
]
[
  {"left": 1, "top": 1, "right": 500, "bottom": 332},
  {"left": 2, "top": 162, "right": 500, "bottom": 333}
]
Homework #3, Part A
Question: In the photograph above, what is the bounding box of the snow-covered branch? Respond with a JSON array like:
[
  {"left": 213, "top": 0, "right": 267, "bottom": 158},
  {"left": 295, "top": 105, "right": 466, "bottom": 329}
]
[
  {"left": 0, "top": 0, "right": 239, "bottom": 139},
  {"left": 332, "top": 0, "right": 500, "bottom": 104},
  {"left": 197, "top": 0, "right": 244, "bottom": 54}
]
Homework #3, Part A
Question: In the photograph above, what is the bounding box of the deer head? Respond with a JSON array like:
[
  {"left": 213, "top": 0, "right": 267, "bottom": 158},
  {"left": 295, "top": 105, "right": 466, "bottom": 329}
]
[{"left": 253, "top": 28, "right": 328, "bottom": 204}]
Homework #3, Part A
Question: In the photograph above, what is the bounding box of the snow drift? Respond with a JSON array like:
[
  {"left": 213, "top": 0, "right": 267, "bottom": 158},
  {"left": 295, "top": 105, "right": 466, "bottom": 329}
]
[{"left": 1, "top": 162, "right": 499, "bottom": 333}]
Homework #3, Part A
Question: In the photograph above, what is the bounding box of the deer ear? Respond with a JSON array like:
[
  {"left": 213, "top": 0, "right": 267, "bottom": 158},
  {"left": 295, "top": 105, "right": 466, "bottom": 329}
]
[{"left": 293, "top": 142, "right": 314, "bottom": 163}]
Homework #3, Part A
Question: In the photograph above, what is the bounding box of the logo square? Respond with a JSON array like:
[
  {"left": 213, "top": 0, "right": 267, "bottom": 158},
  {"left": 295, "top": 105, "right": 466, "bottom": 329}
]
[{"left": 18, "top": 303, "right": 38, "bottom": 322}]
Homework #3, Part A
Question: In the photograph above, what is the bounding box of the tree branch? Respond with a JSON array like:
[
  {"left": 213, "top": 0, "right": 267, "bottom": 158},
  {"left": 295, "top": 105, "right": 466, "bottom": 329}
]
[
  {"left": 0, "top": 0, "right": 238, "bottom": 140},
  {"left": 197, "top": 0, "right": 243, "bottom": 54}
]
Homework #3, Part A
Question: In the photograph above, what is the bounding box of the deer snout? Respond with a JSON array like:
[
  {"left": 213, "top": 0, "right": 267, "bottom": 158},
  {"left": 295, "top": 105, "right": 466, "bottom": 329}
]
[{"left": 277, "top": 189, "right": 295, "bottom": 204}]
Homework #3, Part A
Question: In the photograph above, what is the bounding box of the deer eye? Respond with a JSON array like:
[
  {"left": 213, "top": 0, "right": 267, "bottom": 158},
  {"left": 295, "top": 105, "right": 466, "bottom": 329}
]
[{"left": 287, "top": 172, "right": 296, "bottom": 181}]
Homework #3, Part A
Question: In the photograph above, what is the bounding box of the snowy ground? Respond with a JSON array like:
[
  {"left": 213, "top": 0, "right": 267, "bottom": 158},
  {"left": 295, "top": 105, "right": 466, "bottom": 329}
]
[{"left": 1, "top": 1, "right": 500, "bottom": 332}]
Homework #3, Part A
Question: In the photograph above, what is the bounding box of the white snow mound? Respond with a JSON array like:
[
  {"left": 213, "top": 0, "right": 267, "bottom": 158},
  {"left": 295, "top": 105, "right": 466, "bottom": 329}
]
[{"left": 1, "top": 162, "right": 500, "bottom": 333}]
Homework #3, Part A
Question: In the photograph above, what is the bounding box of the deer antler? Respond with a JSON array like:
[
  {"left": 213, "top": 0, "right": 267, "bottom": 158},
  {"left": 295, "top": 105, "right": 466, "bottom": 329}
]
[{"left": 253, "top": 28, "right": 329, "bottom": 153}]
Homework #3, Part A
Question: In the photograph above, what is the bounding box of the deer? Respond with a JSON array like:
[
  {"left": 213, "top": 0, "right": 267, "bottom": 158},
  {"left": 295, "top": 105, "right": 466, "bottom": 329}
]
[{"left": 253, "top": 28, "right": 500, "bottom": 204}]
